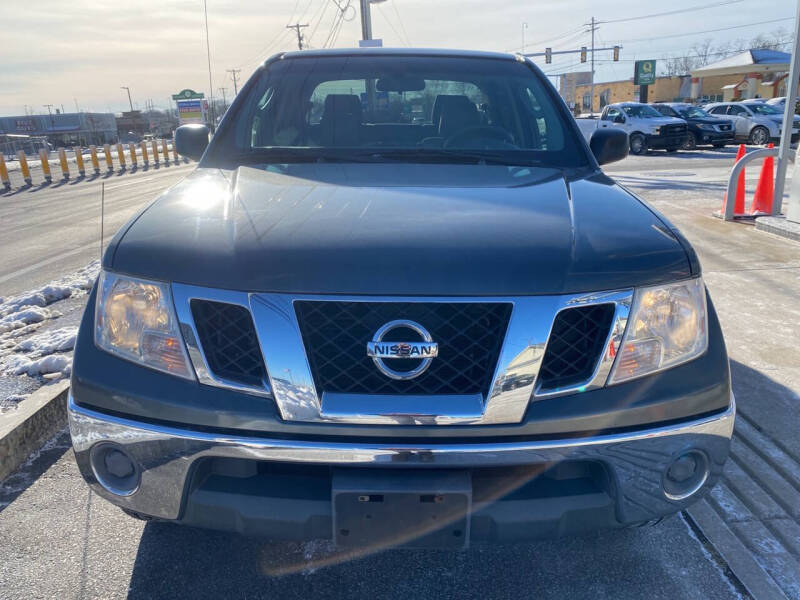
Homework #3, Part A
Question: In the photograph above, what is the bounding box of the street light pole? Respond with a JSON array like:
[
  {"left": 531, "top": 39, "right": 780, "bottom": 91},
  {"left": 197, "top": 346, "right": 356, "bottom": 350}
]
[
  {"left": 359, "top": 0, "right": 373, "bottom": 40},
  {"left": 522, "top": 22, "right": 528, "bottom": 55},
  {"left": 120, "top": 86, "right": 133, "bottom": 112},
  {"left": 775, "top": 0, "right": 800, "bottom": 221}
]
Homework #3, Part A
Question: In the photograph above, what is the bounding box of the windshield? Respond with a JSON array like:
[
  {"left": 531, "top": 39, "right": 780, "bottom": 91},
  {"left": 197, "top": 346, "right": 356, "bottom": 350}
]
[
  {"left": 208, "top": 55, "right": 587, "bottom": 168},
  {"left": 746, "top": 102, "right": 782, "bottom": 115},
  {"left": 621, "top": 104, "right": 664, "bottom": 118},
  {"left": 677, "top": 106, "right": 711, "bottom": 119}
]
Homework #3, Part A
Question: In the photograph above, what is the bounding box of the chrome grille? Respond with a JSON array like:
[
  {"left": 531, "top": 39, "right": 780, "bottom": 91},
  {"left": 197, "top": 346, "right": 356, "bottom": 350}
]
[
  {"left": 294, "top": 301, "right": 512, "bottom": 397},
  {"left": 538, "top": 304, "right": 615, "bottom": 391},
  {"left": 190, "top": 300, "right": 267, "bottom": 388}
]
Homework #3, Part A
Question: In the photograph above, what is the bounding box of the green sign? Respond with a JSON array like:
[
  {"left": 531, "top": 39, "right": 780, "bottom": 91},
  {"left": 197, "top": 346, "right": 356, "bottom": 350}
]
[
  {"left": 634, "top": 60, "right": 656, "bottom": 86},
  {"left": 171, "top": 89, "right": 205, "bottom": 100}
]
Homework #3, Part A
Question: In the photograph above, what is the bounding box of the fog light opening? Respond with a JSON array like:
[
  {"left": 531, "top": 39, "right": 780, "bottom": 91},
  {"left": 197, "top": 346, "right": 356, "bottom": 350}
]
[
  {"left": 90, "top": 443, "right": 141, "bottom": 496},
  {"left": 663, "top": 450, "right": 709, "bottom": 501}
]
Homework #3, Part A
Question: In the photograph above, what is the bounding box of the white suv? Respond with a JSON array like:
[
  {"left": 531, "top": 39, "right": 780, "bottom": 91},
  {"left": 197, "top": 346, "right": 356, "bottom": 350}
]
[{"left": 705, "top": 101, "right": 800, "bottom": 145}]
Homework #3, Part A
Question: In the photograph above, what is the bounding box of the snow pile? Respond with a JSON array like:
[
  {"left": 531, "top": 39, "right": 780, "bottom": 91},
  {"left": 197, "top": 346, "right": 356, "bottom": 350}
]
[
  {"left": 0, "top": 262, "right": 97, "bottom": 385},
  {"left": 0, "top": 260, "right": 99, "bottom": 318},
  {"left": 0, "top": 306, "right": 54, "bottom": 334},
  {"left": 15, "top": 327, "right": 77, "bottom": 354},
  {"left": 10, "top": 354, "right": 71, "bottom": 378}
]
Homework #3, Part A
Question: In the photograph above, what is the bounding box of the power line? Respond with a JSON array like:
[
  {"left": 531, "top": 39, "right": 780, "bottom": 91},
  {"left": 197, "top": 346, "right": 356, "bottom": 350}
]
[
  {"left": 390, "top": 0, "right": 412, "bottom": 46},
  {"left": 375, "top": 2, "right": 408, "bottom": 47},
  {"left": 505, "top": 25, "right": 585, "bottom": 53},
  {"left": 599, "top": 0, "right": 743, "bottom": 24},
  {"left": 612, "top": 16, "right": 795, "bottom": 44}
]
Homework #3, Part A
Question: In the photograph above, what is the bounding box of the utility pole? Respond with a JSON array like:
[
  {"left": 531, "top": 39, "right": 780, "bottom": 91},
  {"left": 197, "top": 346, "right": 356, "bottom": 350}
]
[
  {"left": 43, "top": 104, "right": 55, "bottom": 127},
  {"left": 218, "top": 87, "right": 228, "bottom": 111},
  {"left": 359, "top": 0, "right": 372, "bottom": 40},
  {"left": 227, "top": 68, "right": 241, "bottom": 95},
  {"left": 286, "top": 23, "right": 309, "bottom": 50},
  {"left": 120, "top": 86, "right": 133, "bottom": 112},
  {"left": 588, "top": 16, "right": 597, "bottom": 115}
]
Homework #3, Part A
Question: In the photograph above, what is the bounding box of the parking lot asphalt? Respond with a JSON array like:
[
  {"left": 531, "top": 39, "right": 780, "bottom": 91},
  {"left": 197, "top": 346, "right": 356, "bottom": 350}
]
[{"left": 2, "top": 146, "right": 799, "bottom": 599}]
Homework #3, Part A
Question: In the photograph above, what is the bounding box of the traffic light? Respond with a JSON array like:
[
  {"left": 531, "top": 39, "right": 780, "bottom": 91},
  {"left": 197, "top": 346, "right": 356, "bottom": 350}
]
[
  {"left": 545, "top": 47, "right": 552, "bottom": 64},
  {"left": 580, "top": 46, "right": 587, "bottom": 63},
  {"left": 613, "top": 46, "right": 620, "bottom": 62}
]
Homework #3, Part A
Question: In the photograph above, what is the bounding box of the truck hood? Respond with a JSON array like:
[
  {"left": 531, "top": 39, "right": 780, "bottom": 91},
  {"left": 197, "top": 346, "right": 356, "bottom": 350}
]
[
  {"left": 647, "top": 116, "right": 686, "bottom": 127},
  {"left": 108, "top": 164, "right": 690, "bottom": 295}
]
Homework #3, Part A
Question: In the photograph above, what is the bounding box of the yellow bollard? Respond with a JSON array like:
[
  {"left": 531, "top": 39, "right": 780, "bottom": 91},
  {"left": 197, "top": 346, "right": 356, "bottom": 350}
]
[
  {"left": 58, "top": 148, "right": 70, "bottom": 180},
  {"left": 140, "top": 140, "right": 149, "bottom": 166},
  {"left": 116, "top": 143, "right": 126, "bottom": 169},
  {"left": 128, "top": 142, "right": 138, "bottom": 168},
  {"left": 161, "top": 138, "right": 170, "bottom": 165},
  {"left": 18, "top": 151, "right": 32, "bottom": 185},
  {"left": 0, "top": 152, "right": 10, "bottom": 190},
  {"left": 40, "top": 148, "right": 52, "bottom": 183},
  {"left": 151, "top": 139, "right": 160, "bottom": 165},
  {"left": 172, "top": 138, "right": 179, "bottom": 164},
  {"left": 103, "top": 144, "right": 113, "bottom": 172},
  {"left": 89, "top": 145, "right": 100, "bottom": 174},
  {"left": 74, "top": 147, "right": 85, "bottom": 177}
]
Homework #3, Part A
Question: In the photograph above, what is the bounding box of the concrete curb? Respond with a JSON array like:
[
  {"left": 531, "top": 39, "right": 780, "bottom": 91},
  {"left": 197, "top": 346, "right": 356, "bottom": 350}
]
[{"left": 0, "top": 381, "right": 70, "bottom": 482}]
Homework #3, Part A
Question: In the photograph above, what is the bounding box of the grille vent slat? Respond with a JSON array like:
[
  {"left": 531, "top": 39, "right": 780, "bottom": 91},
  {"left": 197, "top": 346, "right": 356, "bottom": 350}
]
[
  {"left": 190, "top": 300, "right": 267, "bottom": 388},
  {"left": 294, "top": 301, "right": 512, "bottom": 397},
  {"left": 537, "top": 304, "right": 615, "bottom": 391}
]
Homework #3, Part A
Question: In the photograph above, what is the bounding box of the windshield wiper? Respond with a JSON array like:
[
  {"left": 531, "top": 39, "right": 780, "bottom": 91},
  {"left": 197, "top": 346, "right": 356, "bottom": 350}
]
[{"left": 355, "top": 148, "right": 546, "bottom": 167}]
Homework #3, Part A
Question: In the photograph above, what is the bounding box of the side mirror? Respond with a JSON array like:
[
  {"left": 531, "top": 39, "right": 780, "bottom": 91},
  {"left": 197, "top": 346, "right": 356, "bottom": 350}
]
[
  {"left": 174, "top": 124, "right": 210, "bottom": 161},
  {"left": 613, "top": 115, "right": 625, "bottom": 124},
  {"left": 590, "top": 128, "right": 629, "bottom": 166}
]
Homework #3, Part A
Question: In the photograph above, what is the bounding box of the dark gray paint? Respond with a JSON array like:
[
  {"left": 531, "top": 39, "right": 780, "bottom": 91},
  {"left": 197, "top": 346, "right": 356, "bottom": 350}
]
[{"left": 107, "top": 164, "right": 690, "bottom": 295}]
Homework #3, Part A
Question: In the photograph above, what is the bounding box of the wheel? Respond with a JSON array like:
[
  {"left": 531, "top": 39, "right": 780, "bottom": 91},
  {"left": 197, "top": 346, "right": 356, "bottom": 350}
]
[
  {"left": 748, "top": 126, "right": 770, "bottom": 146},
  {"left": 682, "top": 132, "right": 697, "bottom": 151},
  {"left": 629, "top": 133, "right": 647, "bottom": 155}
]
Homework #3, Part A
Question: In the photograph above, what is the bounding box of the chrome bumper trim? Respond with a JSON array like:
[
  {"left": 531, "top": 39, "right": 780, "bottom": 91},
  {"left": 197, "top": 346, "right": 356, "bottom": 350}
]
[{"left": 69, "top": 393, "right": 735, "bottom": 522}]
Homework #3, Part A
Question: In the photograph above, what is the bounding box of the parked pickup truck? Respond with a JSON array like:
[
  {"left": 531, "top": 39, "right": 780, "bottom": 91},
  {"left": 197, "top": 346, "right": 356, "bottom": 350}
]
[
  {"left": 69, "top": 48, "right": 734, "bottom": 549},
  {"left": 578, "top": 102, "right": 688, "bottom": 155}
]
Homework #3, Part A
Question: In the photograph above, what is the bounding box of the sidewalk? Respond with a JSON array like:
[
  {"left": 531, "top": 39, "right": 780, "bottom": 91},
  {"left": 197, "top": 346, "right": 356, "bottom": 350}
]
[{"left": 619, "top": 166, "right": 800, "bottom": 599}]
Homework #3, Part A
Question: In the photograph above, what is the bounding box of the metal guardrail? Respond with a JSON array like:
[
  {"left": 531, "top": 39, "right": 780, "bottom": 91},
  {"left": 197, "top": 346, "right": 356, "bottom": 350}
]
[{"left": 722, "top": 147, "right": 780, "bottom": 221}]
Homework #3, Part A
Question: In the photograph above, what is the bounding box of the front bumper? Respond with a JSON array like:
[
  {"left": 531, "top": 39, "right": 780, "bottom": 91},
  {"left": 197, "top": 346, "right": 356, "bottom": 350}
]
[
  {"left": 695, "top": 129, "right": 734, "bottom": 145},
  {"left": 69, "top": 393, "right": 735, "bottom": 542}
]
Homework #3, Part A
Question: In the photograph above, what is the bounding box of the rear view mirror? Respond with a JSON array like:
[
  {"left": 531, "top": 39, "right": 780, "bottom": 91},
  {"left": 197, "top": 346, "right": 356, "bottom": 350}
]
[
  {"left": 590, "top": 128, "right": 629, "bottom": 166},
  {"left": 174, "top": 124, "right": 210, "bottom": 161},
  {"left": 376, "top": 76, "right": 426, "bottom": 92}
]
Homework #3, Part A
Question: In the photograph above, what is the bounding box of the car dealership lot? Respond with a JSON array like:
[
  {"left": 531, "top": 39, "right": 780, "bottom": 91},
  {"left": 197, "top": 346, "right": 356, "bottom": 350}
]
[{"left": 1, "top": 147, "right": 799, "bottom": 599}]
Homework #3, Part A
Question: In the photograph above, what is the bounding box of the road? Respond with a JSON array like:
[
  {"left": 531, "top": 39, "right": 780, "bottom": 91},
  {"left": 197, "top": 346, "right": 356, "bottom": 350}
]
[
  {"left": 0, "top": 163, "right": 193, "bottom": 298},
  {"left": 2, "top": 147, "right": 800, "bottom": 599}
]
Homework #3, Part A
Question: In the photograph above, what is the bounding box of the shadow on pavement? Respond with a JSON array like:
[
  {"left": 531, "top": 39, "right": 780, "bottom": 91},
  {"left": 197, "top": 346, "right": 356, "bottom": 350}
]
[{"left": 0, "top": 429, "right": 71, "bottom": 514}]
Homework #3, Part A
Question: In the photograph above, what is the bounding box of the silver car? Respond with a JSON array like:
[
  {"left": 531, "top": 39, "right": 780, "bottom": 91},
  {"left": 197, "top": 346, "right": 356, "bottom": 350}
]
[{"left": 705, "top": 101, "right": 800, "bottom": 145}]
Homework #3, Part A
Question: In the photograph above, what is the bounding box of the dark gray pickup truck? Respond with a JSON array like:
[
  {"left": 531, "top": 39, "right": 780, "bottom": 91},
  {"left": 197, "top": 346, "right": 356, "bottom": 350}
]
[{"left": 69, "top": 48, "right": 733, "bottom": 548}]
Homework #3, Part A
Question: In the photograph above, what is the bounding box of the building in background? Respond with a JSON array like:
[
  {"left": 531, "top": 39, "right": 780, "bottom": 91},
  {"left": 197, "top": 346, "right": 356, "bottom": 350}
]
[
  {"left": 0, "top": 112, "right": 116, "bottom": 147},
  {"left": 574, "top": 76, "right": 691, "bottom": 113},
  {"left": 690, "top": 49, "right": 792, "bottom": 103},
  {"left": 558, "top": 72, "right": 592, "bottom": 113}
]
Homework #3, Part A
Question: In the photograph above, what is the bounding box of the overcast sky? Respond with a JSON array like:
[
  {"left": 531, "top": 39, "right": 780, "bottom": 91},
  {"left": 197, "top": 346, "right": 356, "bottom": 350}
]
[{"left": 2, "top": 0, "right": 794, "bottom": 116}]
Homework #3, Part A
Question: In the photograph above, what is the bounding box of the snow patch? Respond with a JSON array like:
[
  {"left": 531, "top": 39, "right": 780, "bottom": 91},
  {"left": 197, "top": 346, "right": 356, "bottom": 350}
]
[
  {"left": 0, "top": 260, "right": 98, "bottom": 318},
  {"left": 15, "top": 327, "right": 77, "bottom": 355},
  {"left": 11, "top": 354, "right": 71, "bottom": 378},
  {"left": 0, "top": 306, "right": 53, "bottom": 333}
]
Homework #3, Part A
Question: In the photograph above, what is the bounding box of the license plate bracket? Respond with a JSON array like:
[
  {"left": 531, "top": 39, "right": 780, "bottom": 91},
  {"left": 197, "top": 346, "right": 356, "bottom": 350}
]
[{"left": 332, "top": 470, "right": 471, "bottom": 549}]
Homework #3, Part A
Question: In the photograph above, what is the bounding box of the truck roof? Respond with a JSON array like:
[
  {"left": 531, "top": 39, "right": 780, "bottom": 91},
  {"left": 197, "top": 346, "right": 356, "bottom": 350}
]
[{"left": 278, "top": 47, "right": 520, "bottom": 62}]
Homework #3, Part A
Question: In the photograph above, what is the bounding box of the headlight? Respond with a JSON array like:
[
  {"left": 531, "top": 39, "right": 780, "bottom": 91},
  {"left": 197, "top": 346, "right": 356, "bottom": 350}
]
[
  {"left": 608, "top": 277, "right": 707, "bottom": 384},
  {"left": 95, "top": 271, "right": 194, "bottom": 379}
]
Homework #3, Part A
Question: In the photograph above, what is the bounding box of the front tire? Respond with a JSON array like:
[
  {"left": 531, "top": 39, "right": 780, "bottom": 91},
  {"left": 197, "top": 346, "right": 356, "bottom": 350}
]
[
  {"left": 748, "top": 126, "right": 770, "bottom": 146},
  {"left": 682, "top": 132, "right": 697, "bottom": 151},
  {"left": 629, "top": 133, "right": 647, "bottom": 155}
]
